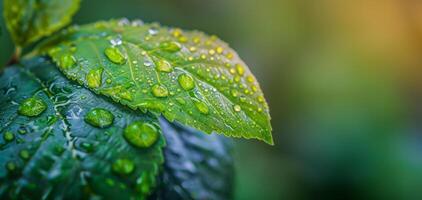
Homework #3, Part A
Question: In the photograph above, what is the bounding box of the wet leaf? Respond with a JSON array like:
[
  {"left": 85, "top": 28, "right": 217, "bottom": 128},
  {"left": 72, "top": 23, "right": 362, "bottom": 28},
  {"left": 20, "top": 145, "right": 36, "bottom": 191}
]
[
  {"left": 40, "top": 19, "right": 273, "bottom": 144},
  {"left": 3, "top": 0, "right": 80, "bottom": 47},
  {"left": 152, "top": 118, "right": 234, "bottom": 200},
  {"left": 0, "top": 58, "right": 164, "bottom": 199}
]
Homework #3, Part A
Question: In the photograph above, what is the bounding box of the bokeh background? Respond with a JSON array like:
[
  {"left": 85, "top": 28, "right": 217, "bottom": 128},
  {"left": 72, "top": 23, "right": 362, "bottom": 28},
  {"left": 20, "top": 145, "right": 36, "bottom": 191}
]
[{"left": 2, "top": 0, "right": 422, "bottom": 199}]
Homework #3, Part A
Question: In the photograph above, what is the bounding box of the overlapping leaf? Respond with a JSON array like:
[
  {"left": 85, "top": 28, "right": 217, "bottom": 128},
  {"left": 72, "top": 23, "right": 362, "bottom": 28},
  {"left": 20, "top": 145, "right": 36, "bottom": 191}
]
[
  {"left": 3, "top": 0, "right": 81, "bottom": 46},
  {"left": 39, "top": 19, "right": 273, "bottom": 144},
  {"left": 152, "top": 118, "right": 234, "bottom": 200},
  {"left": 0, "top": 58, "right": 164, "bottom": 199}
]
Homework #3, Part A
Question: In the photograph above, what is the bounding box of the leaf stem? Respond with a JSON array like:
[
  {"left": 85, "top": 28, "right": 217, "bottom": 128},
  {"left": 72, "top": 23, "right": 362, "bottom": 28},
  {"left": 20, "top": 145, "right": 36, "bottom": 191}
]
[{"left": 6, "top": 46, "right": 22, "bottom": 66}]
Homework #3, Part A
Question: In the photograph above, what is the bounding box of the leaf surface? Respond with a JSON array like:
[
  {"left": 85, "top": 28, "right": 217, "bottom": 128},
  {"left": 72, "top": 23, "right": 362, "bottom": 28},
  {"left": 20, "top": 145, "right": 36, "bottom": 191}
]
[
  {"left": 41, "top": 19, "right": 273, "bottom": 144},
  {"left": 0, "top": 58, "right": 164, "bottom": 199},
  {"left": 3, "top": 0, "right": 80, "bottom": 46}
]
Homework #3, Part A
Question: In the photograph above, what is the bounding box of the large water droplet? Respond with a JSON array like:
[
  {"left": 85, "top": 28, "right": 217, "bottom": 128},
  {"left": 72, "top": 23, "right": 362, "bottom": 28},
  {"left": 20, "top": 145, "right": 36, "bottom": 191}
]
[
  {"left": 18, "top": 97, "right": 47, "bottom": 117},
  {"left": 159, "top": 41, "right": 181, "bottom": 52},
  {"left": 3, "top": 131, "right": 14, "bottom": 142},
  {"left": 112, "top": 158, "right": 135, "bottom": 175},
  {"left": 86, "top": 68, "right": 103, "bottom": 88},
  {"left": 19, "top": 149, "right": 30, "bottom": 160},
  {"left": 60, "top": 54, "right": 76, "bottom": 69},
  {"left": 193, "top": 99, "right": 209, "bottom": 115},
  {"left": 178, "top": 74, "right": 195, "bottom": 91},
  {"left": 104, "top": 47, "right": 126, "bottom": 65},
  {"left": 156, "top": 60, "right": 173, "bottom": 73},
  {"left": 123, "top": 121, "right": 159, "bottom": 148},
  {"left": 84, "top": 108, "right": 114, "bottom": 128},
  {"left": 151, "top": 84, "right": 169, "bottom": 97},
  {"left": 233, "top": 104, "right": 241, "bottom": 112}
]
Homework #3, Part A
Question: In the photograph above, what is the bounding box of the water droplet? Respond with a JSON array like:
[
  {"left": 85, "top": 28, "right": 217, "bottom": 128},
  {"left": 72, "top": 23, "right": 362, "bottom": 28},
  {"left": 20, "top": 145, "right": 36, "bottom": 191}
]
[
  {"left": 18, "top": 97, "right": 47, "bottom": 117},
  {"left": 148, "top": 28, "right": 158, "bottom": 36},
  {"left": 110, "top": 37, "right": 122, "bottom": 46},
  {"left": 3, "top": 131, "right": 14, "bottom": 142},
  {"left": 159, "top": 41, "right": 181, "bottom": 52},
  {"left": 176, "top": 98, "right": 186, "bottom": 105},
  {"left": 226, "top": 53, "right": 234, "bottom": 59},
  {"left": 156, "top": 60, "right": 173, "bottom": 73},
  {"left": 104, "top": 47, "right": 126, "bottom": 65},
  {"left": 231, "top": 90, "right": 239, "bottom": 97},
  {"left": 6, "top": 161, "right": 16, "bottom": 171},
  {"left": 246, "top": 75, "right": 254, "bottom": 83},
  {"left": 233, "top": 104, "right": 241, "bottom": 112},
  {"left": 216, "top": 46, "right": 224, "bottom": 54},
  {"left": 84, "top": 108, "right": 114, "bottom": 128},
  {"left": 112, "top": 158, "right": 135, "bottom": 175},
  {"left": 208, "top": 49, "right": 216, "bottom": 55},
  {"left": 86, "top": 68, "right": 103, "bottom": 88},
  {"left": 60, "top": 54, "right": 76, "bottom": 69},
  {"left": 193, "top": 99, "right": 209, "bottom": 114},
  {"left": 123, "top": 121, "right": 159, "bottom": 148},
  {"left": 151, "top": 84, "right": 169, "bottom": 97},
  {"left": 236, "top": 64, "right": 245, "bottom": 75},
  {"left": 258, "top": 96, "right": 264, "bottom": 103},
  {"left": 178, "top": 74, "right": 195, "bottom": 91},
  {"left": 19, "top": 149, "right": 30, "bottom": 160},
  {"left": 172, "top": 28, "right": 182, "bottom": 37}
]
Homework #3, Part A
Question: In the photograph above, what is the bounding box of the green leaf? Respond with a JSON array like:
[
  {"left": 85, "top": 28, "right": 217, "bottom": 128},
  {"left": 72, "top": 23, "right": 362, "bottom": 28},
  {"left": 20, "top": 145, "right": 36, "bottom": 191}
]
[
  {"left": 3, "top": 0, "right": 81, "bottom": 47},
  {"left": 152, "top": 118, "right": 234, "bottom": 200},
  {"left": 0, "top": 57, "right": 165, "bottom": 199},
  {"left": 41, "top": 19, "right": 273, "bottom": 144}
]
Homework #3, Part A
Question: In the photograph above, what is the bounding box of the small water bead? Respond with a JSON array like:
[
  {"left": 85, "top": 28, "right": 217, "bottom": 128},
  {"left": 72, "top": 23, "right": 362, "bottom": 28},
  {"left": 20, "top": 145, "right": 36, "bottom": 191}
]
[
  {"left": 60, "top": 54, "right": 76, "bottom": 69},
  {"left": 247, "top": 75, "right": 254, "bottom": 83},
  {"left": 208, "top": 49, "right": 216, "bottom": 55},
  {"left": 193, "top": 99, "right": 209, "bottom": 115},
  {"left": 104, "top": 47, "right": 126, "bottom": 65},
  {"left": 229, "top": 68, "right": 236, "bottom": 74},
  {"left": 6, "top": 161, "right": 16, "bottom": 171},
  {"left": 112, "top": 158, "right": 135, "bottom": 175},
  {"left": 3, "top": 131, "right": 14, "bottom": 142},
  {"left": 136, "top": 172, "right": 154, "bottom": 195},
  {"left": 159, "top": 41, "right": 181, "bottom": 52},
  {"left": 148, "top": 28, "right": 158, "bottom": 36},
  {"left": 84, "top": 108, "right": 114, "bottom": 128},
  {"left": 86, "top": 68, "right": 103, "bottom": 88},
  {"left": 123, "top": 121, "right": 159, "bottom": 148},
  {"left": 156, "top": 60, "right": 173, "bottom": 72},
  {"left": 178, "top": 36, "right": 188, "bottom": 43},
  {"left": 233, "top": 105, "right": 242, "bottom": 112},
  {"left": 172, "top": 28, "right": 182, "bottom": 38},
  {"left": 189, "top": 47, "right": 197, "bottom": 52},
  {"left": 18, "top": 97, "right": 47, "bottom": 117},
  {"left": 226, "top": 53, "right": 234, "bottom": 60},
  {"left": 19, "top": 149, "right": 30, "bottom": 160},
  {"left": 257, "top": 96, "right": 264, "bottom": 103},
  {"left": 178, "top": 74, "right": 195, "bottom": 91},
  {"left": 110, "top": 37, "right": 122, "bottom": 46},
  {"left": 216, "top": 46, "right": 224, "bottom": 54},
  {"left": 231, "top": 90, "right": 239, "bottom": 97},
  {"left": 236, "top": 64, "right": 245, "bottom": 75},
  {"left": 151, "top": 84, "right": 169, "bottom": 97}
]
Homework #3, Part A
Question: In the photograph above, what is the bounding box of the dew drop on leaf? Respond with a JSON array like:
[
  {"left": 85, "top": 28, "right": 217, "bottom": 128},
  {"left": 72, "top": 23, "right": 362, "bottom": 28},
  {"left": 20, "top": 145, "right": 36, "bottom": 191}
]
[
  {"left": 3, "top": 131, "right": 15, "bottom": 142},
  {"left": 6, "top": 161, "right": 16, "bottom": 171},
  {"left": 177, "top": 74, "right": 195, "bottom": 91},
  {"left": 60, "top": 54, "right": 76, "bottom": 69},
  {"left": 136, "top": 172, "right": 153, "bottom": 195},
  {"left": 86, "top": 68, "right": 103, "bottom": 88},
  {"left": 19, "top": 149, "right": 30, "bottom": 160},
  {"left": 151, "top": 84, "right": 169, "bottom": 98},
  {"left": 159, "top": 41, "right": 181, "bottom": 52},
  {"left": 104, "top": 46, "right": 126, "bottom": 65},
  {"left": 18, "top": 97, "right": 47, "bottom": 117},
  {"left": 123, "top": 121, "right": 159, "bottom": 148},
  {"left": 156, "top": 60, "right": 173, "bottom": 73},
  {"left": 233, "top": 104, "right": 241, "bottom": 112},
  {"left": 84, "top": 108, "right": 114, "bottom": 128},
  {"left": 112, "top": 158, "right": 135, "bottom": 175},
  {"left": 192, "top": 99, "right": 209, "bottom": 115}
]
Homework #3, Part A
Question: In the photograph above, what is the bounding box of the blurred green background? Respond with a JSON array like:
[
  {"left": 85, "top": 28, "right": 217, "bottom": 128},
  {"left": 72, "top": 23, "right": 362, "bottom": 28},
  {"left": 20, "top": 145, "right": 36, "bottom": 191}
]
[{"left": 2, "top": 0, "right": 422, "bottom": 199}]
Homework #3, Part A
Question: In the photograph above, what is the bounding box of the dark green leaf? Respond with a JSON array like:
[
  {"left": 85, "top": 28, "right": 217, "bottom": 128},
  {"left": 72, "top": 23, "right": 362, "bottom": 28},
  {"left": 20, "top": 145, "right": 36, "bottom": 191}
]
[
  {"left": 3, "top": 0, "right": 81, "bottom": 47},
  {"left": 151, "top": 118, "right": 234, "bottom": 200},
  {"left": 40, "top": 19, "right": 273, "bottom": 144},
  {"left": 0, "top": 57, "right": 164, "bottom": 199}
]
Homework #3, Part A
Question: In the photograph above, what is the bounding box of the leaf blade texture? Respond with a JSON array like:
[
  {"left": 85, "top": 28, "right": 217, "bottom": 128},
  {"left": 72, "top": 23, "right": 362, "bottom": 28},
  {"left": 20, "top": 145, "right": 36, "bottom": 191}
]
[
  {"left": 42, "top": 19, "right": 273, "bottom": 144},
  {"left": 0, "top": 57, "right": 165, "bottom": 199}
]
